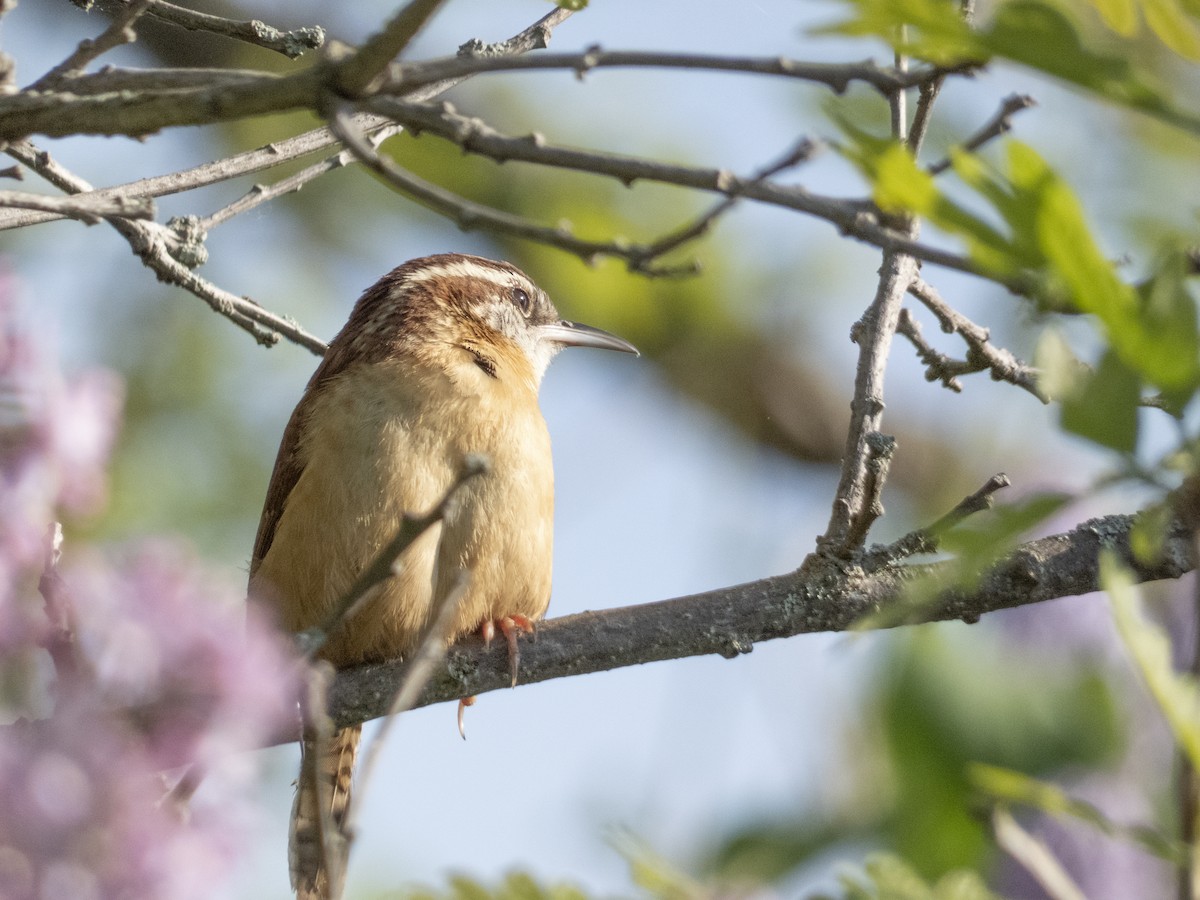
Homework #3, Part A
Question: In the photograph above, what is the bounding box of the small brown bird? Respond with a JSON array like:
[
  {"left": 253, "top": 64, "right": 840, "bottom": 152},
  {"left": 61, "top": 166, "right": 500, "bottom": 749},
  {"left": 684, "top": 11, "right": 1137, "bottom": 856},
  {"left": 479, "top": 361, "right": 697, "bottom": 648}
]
[{"left": 248, "top": 253, "right": 637, "bottom": 900}]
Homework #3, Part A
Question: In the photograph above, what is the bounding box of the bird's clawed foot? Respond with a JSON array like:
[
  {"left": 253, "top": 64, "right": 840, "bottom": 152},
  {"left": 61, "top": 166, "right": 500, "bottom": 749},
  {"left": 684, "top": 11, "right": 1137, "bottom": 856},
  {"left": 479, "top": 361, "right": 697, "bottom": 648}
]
[
  {"left": 455, "top": 615, "right": 537, "bottom": 740},
  {"left": 481, "top": 614, "right": 537, "bottom": 687}
]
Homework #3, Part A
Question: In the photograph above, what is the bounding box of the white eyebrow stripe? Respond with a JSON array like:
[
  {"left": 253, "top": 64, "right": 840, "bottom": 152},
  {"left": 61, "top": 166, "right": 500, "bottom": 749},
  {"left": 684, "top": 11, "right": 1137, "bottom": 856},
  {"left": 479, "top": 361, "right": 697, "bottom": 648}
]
[{"left": 406, "top": 259, "right": 525, "bottom": 290}]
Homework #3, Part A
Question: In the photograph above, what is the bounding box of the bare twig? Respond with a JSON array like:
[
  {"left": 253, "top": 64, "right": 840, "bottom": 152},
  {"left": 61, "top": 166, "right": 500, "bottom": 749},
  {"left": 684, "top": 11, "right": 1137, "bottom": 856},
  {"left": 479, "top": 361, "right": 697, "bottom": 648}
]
[
  {"left": 331, "top": 107, "right": 714, "bottom": 272},
  {"left": 5, "top": 141, "right": 327, "bottom": 352},
  {"left": 297, "top": 455, "right": 490, "bottom": 661},
  {"left": 33, "top": 0, "right": 153, "bottom": 90},
  {"left": 928, "top": 93, "right": 1037, "bottom": 175},
  {"left": 387, "top": 49, "right": 936, "bottom": 97},
  {"left": 81, "top": 0, "right": 325, "bottom": 59},
  {"left": 812, "top": 250, "right": 920, "bottom": 560},
  {"left": 195, "top": 124, "right": 405, "bottom": 232},
  {"left": 623, "top": 137, "right": 819, "bottom": 276},
  {"left": 0, "top": 189, "right": 154, "bottom": 224},
  {"left": 457, "top": 7, "right": 572, "bottom": 57},
  {"left": 992, "top": 808, "right": 1086, "bottom": 900},
  {"left": 375, "top": 98, "right": 1022, "bottom": 292},
  {"left": 907, "top": 278, "right": 1048, "bottom": 401},
  {"left": 907, "top": 74, "right": 945, "bottom": 156},
  {"left": 866, "top": 473, "right": 1011, "bottom": 566},
  {"left": 345, "top": 569, "right": 470, "bottom": 838},
  {"left": 0, "top": 7, "right": 578, "bottom": 232},
  {"left": 331, "top": 0, "right": 449, "bottom": 96},
  {"left": 40, "top": 66, "right": 276, "bottom": 96},
  {"left": 0, "top": 112, "right": 391, "bottom": 232},
  {"left": 897, "top": 306, "right": 967, "bottom": 392},
  {"left": 842, "top": 431, "right": 896, "bottom": 552}
]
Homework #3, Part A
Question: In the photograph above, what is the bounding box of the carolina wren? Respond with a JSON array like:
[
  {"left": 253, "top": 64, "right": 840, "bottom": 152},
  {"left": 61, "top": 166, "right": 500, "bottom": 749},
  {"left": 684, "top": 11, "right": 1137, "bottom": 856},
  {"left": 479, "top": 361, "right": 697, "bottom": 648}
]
[{"left": 248, "top": 253, "right": 637, "bottom": 900}]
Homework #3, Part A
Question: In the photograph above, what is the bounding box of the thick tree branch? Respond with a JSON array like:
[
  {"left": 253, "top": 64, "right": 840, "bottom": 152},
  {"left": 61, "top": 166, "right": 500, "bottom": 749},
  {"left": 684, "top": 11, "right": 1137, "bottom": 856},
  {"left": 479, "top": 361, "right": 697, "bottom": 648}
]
[{"left": 320, "top": 510, "right": 1195, "bottom": 733}]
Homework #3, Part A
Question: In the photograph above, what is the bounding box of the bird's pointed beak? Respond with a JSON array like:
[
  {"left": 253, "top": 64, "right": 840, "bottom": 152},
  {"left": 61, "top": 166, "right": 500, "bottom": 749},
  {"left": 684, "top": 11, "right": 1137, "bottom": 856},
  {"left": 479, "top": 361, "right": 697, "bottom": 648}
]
[{"left": 539, "top": 320, "right": 640, "bottom": 356}]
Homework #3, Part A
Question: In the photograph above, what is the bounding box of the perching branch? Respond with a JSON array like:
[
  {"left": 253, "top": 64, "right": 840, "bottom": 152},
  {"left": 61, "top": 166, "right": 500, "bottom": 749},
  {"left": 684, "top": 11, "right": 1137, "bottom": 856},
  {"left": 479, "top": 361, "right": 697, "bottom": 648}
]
[{"left": 319, "top": 509, "right": 1196, "bottom": 735}]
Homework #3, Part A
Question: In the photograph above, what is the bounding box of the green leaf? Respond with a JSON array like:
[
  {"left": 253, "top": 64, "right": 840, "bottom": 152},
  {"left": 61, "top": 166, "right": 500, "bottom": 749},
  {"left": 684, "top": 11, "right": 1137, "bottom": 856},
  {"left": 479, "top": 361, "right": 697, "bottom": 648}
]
[
  {"left": 1104, "top": 553, "right": 1200, "bottom": 768},
  {"left": 837, "top": 853, "right": 1000, "bottom": 900},
  {"left": 1129, "top": 501, "right": 1174, "bottom": 564},
  {"left": 814, "top": 0, "right": 986, "bottom": 64},
  {"left": 1032, "top": 329, "right": 1087, "bottom": 401},
  {"left": 1088, "top": 0, "right": 1139, "bottom": 34},
  {"left": 1060, "top": 349, "right": 1141, "bottom": 453},
  {"left": 840, "top": 126, "right": 1200, "bottom": 399},
  {"left": 821, "top": 0, "right": 1200, "bottom": 133},
  {"left": 1144, "top": 0, "right": 1200, "bottom": 60},
  {"left": 937, "top": 492, "right": 1071, "bottom": 572}
]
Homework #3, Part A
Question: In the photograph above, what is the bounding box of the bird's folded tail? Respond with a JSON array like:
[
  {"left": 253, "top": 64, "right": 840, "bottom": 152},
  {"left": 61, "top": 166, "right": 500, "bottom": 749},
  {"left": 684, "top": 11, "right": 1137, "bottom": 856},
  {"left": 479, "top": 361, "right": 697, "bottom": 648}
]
[{"left": 290, "top": 723, "right": 361, "bottom": 900}]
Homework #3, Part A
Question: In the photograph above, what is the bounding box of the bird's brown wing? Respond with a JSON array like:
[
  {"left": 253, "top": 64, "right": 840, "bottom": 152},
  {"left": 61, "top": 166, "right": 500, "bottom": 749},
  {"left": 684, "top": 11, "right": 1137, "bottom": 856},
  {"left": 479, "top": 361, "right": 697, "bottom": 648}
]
[{"left": 249, "top": 343, "right": 362, "bottom": 579}]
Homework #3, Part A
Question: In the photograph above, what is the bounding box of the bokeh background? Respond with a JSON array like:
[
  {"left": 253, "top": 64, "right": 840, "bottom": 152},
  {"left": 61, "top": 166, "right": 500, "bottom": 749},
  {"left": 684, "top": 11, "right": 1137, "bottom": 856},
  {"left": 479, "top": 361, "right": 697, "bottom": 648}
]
[{"left": 3, "top": 1, "right": 1198, "bottom": 896}]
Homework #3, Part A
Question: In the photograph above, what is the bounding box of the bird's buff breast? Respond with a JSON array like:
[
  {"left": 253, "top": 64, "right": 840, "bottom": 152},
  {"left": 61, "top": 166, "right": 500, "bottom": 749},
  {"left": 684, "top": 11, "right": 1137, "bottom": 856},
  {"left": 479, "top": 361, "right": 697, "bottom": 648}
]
[{"left": 253, "top": 358, "right": 555, "bottom": 667}]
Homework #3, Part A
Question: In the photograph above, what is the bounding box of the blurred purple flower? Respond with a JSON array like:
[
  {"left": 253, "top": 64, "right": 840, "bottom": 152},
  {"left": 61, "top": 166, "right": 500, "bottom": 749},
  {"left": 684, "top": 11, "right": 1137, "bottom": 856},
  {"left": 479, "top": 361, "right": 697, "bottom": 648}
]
[{"left": 0, "top": 272, "right": 299, "bottom": 898}]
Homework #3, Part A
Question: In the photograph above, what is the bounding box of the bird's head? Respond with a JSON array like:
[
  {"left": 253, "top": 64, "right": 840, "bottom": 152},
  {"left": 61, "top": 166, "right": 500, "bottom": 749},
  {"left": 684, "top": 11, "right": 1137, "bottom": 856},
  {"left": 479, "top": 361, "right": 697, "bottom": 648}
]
[{"left": 338, "top": 253, "right": 638, "bottom": 389}]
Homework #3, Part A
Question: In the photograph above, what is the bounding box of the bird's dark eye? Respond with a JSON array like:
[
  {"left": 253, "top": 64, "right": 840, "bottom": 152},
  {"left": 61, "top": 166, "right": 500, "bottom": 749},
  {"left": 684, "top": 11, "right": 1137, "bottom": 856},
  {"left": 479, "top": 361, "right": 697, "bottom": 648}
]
[{"left": 512, "top": 287, "right": 532, "bottom": 316}]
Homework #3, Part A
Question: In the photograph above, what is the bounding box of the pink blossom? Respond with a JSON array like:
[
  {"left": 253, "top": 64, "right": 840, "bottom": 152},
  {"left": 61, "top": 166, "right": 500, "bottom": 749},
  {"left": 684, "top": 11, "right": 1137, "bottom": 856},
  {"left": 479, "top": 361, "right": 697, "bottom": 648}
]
[{"left": 0, "top": 273, "right": 300, "bottom": 899}]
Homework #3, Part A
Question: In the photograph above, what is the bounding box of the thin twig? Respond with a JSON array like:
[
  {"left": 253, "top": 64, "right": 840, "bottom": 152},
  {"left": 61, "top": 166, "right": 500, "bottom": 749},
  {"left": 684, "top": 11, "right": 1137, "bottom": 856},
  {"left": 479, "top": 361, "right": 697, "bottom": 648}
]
[
  {"left": 374, "top": 97, "right": 1024, "bottom": 293},
  {"left": 0, "top": 188, "right": 153, "bottom": 224},
  {"left": 457, "top": 7, "right": 572, "bottom": 57},
  {"left": 81, "top": 0, "right": 325, "bottom": 59},
  {"left": 0, "top": 8, "right": 578, "bottom": 232},
  {"left": 332, "top": 0, "right": 450, "bottom": 96},
  {"left": 908, "top": 74, "right": 945, "bottom": 156},
  {"left": 842, "top": 431, "right": 896, "bottom": 552},
  {"left": 897, "top": 306, "right": 967, "bottom": 392},
  {"left": 345, "top": 569, "right": 470, "bottom": 839},
  {"left": 992, "top": 808, "right": 1087, "bottom": 900},
  {"left": 928, "top": 93, "right": 1037, "bottom": 175},
  {"left": 812, "top": 249, "right": 920, "bottom": 560},
  {"left": 195, "top": 124, "right": 405, "bottom": 232},
  {"left": 5, "top": 141, "right": 327, "bottom": 352},
  {"left": 33, "top": 0, "right": 153, "bottom": 90},
  {"left": 865, "top": 473, "right": 1011, "bottom": 567},
  {"left": 624, "top": 137, "right": 819, "bottom": 276},
  {"left": 297, "top": 455, "right": 490, "bottom": 661},
  {"left": 331, "top": 107, "right": 713, "bottom": 272},
  {"left": 908, "top": 277, "right": 1048, "bottom": 401},
  {"left": 387, "top": 49, "right": 937, "bottom": 97},
  {"left": 41, "top": 66, "right": 275, "bottom": 95}
]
